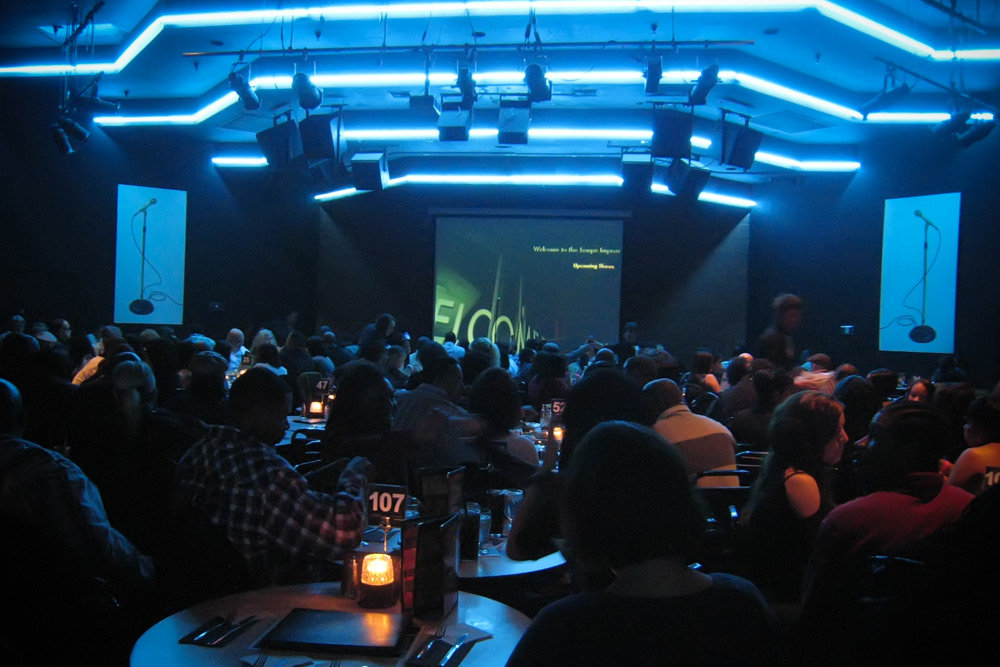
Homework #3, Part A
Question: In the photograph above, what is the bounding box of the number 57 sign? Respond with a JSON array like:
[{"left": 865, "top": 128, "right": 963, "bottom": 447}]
[{"left": 368, "top": 484, "right": 408, "bottom": 520}]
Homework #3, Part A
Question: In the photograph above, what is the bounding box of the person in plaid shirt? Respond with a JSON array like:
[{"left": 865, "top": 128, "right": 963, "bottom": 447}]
[{"left": 175, "top": 367, "right": 370, "bottom": 584}]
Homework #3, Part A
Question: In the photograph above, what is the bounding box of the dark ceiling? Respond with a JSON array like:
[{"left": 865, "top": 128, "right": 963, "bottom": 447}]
[{"left": 2, "top": 1, "right": 998, "bottom": 181}]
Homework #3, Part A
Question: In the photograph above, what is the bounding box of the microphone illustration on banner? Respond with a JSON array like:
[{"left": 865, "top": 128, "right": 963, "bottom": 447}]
[
  {"left": 136, "top": 198, "right": 157, "bottom": 214},
  {"left": 914, "top": 209, "right": 939, "bottom": 229},
  {"left": 129, "top": 197, "right": 159, "bottom": 316},
  {"left": 909, "top": 209, "right": 937, "bottom": 344}
]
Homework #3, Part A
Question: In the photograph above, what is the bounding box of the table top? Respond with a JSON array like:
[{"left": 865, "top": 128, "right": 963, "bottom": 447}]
[
  {"left": 131, "top": 584, "right": 530, "bottom": 667},
  {"left": 458, "top": 541, "right": 565, "bottom": 580}
]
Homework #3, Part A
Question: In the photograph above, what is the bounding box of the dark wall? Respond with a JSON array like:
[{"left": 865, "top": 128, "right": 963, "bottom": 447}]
[
  {"left": 747, "top": 130, "right": 1000, "bottom": 388},
  {"left": 316, "top": 181, "right": 749, "bottom": 358},
  {"left": 0, "top": 79, "right": 320, "bottom": 340}
]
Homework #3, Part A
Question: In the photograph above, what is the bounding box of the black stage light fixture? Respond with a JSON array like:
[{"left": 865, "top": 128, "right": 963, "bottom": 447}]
[
  {"left": 409, "top": 94, "right": 441, "bottom": 123},
  {"left": 75, "top": 94, "right": 120, "bottom": 114},
  {"left": 689, "top": 64, "right": 719, "bottom": 105},
  {"left": 665, "top": 158, "right": 711, "bottom": 199},
  {"left": 299, "top": 113, "right": 340, "bottom": 162},
  {"left": 256, "top": 117, "right": 304, "bottom": 169},
  {"left": 57, "top": 116, "right": 90, "bottom": 142},
  {"left": 351, "top": 152, "right": 389, "bottom": 191},
  {"left": 931, "top": 110, "right": 971, "bottom": 137},
  {"left": 438, "top": 99, "right": 473, "bottom": 141},
  {"left": 292, "top": 72, "right": 323, "bottom": 110},
  {"left": 645, "top": 56, "right": 663, "bottom": 94},
  {"left": 457, "top": 66, "right": 478, "bottom": 110},
  {"left": 498, "top": 98, "right": 531, "bottom": 144},
  {"left": 957, "top": 119, "right": 996, "bottom": 147},
  {"left": 621, "top": 152, "right": 654, "bottom": 192},
  {"left": 651, "top": 107, "right": 693, "bottom": 159},
  {"left": 859, "top": 83, "right": 910, "bottom": 119},
  {"left": 722, "top": 122, "right": 764, "bottom": 170},
  {"left": 229, "top": 71, "right": 260, "bottom": 110},
  {"left": 524, "top": 63, "right": 552, "bottom": 102},
  {"left": 51, "top": 124, "right": 74, "bottom": 155}
]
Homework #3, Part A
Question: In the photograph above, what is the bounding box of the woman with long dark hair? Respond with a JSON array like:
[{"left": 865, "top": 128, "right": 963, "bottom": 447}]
[{"left": 743, "top": 390, "right": 847, "bottom": 603}]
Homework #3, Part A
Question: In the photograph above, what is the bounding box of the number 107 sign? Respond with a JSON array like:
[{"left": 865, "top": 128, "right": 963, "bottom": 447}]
[{"left": 368, "top": 484, "right": 408, "bottom": 520}]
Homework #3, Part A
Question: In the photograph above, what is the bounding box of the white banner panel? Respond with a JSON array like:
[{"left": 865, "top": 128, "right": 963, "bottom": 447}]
[
  {"left": 114, "top": 184, "right": 187, "bottom": 325},
  {"left": 879, "top": 192, "right": 960, "bottom": 353}
]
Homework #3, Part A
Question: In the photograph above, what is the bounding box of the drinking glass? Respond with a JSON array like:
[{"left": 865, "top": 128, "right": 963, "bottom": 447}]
[{"left": 478, "top": 509, "right": 492, "bottom": 555}]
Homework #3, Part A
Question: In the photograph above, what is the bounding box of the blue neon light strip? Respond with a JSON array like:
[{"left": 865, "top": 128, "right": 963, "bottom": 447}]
[
  {"left": 2, "top": 1, "right": 997, "bottom": 78},
  {"left": 650, "top": 182, "right": 756, "bottom": 208},
  {"left": 91, "top": 68, "right": 972, "bottom": 130},
  {"left": 212, "top": 156, "right": 269, "bottom": 167},
  {"left": 314, "top": 172, "right": 755, "bottom": 207}
]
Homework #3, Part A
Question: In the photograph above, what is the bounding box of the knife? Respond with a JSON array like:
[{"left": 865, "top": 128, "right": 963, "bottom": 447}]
[
  {"left": 204, "top": 615, "right": 259, "bottom": 646},
  {"left": 439, "top": 633, "right": 469, "bottom": 666}
]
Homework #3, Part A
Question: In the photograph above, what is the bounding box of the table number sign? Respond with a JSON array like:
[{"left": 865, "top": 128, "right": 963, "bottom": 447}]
[{"left": 368, "top": 484, "right": 408, "bottom": 521}]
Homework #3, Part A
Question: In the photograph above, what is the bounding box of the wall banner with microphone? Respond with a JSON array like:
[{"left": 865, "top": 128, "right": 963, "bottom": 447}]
[
  {"left": 114, "top": 184, "right": 187, "bottom": 325},
  {"left": 879, "top": 192, "right": 960, "bottom": 354}
]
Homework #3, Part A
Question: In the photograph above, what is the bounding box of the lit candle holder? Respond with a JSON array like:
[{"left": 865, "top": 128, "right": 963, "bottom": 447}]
[
  {"left": 358, "top": 552, "right": 398, "bottom": 609},
  {"left": 552, "top": 426, "right": 564, "bottom": 445}
]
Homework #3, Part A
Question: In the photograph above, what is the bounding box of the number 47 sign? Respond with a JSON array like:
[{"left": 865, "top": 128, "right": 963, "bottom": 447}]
[{"left": 368, "top": 484, "right": 408, "bottom": 520}]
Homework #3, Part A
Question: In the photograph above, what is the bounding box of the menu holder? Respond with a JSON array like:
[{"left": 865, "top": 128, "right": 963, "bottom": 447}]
[
  {"left": 418, "top": 467, "right": 465, "bottom": 518},
  {"left": 253, "top": 608, "right": 408, "bottom": 656},
  {"left": 401, "top": 512, "right": 459, "bottom": 621}
]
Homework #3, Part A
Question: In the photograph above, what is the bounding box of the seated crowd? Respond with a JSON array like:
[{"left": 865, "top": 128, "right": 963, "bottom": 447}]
[{"left": 1, "top": 309, "right": 998, "bottom": 666}]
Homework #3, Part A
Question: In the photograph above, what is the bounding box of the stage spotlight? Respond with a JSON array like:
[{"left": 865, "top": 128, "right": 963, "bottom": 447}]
[
  {"left": 689, "top": 64, "right": 719, "bottom": 105},
  {"left": 931, "top": 110, "right": 971, "bottom": 137},
  {"left": 457, "top": 66, "right": 477, "bottom": 110},
  {"left": 51, "top": 124, "right": 74, "bottom": 155},
  {"left": 524, "top": 63, "right": 552, "bottom": 102},
  {"left": 645, "top": 56, "right": 662, "bottom": 94},
  {"left": 859, "top": 83, "right": 910, "bottom": 119},
  {"left": 229, "top": 71, "right": 260, "bottom": 111},
  {"left": 957, "top": 120, "right": 995, "bottom": 147},
  {"left": 292, "top": 72, "right": 323, "bottom": 110},
  {"left": 75, "top": 94, "right": 120, "bottom": 114},
  {"left": 57, "top": 116, "right": 90, "bottom": 142}
]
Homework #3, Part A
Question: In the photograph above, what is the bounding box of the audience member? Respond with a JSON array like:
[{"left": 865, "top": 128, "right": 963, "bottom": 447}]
[
  {"left": 743, "top": 391, "right": 847, "bottom": 603},
  {"left": 174, "top": 368, "right": 371, "bottom": 585},
  {"left": 947, "top": 396, "right": 1000, "bottom": 494},
  {"left": 645, "top": 379, "right": 738, "bottom": 486},
  {"left": 758, "top": 293, "right": 803, "bottom": 371},
  {"left": 506, "top": 421, "right": 786, "bottom": 667},
  {"left": 799, "top": 401, "right": 974, "bottom": 665},
  {"left": 905, "top": 377, "right": 935, "bottom": 403},
  {"left": 225, "top": 328, "right": 249, "bottom": 373},
  {"left": 1, "top": 378, "right": 155, "bottom": 665},
  {"left": 507, "top": 368, "right": 646, "bottom": 560}
]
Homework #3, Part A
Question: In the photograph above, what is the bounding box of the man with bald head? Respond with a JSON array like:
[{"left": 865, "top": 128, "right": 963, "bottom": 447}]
[
  {"left": 643, "top": 379, "right": 738, "bottom": 487},
  {"left": 226, "top": 327, "right": 249, "bottom": 373}
]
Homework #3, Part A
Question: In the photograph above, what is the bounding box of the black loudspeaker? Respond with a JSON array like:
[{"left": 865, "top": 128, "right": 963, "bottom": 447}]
[
  {"left": 652, "top": 108, "right": 693, "bottom": 159},
  {"left": 723, "top": 123, "right": 764, "bottom": 169},
  {"left": 666, "top": 159, "right": 711, "bottom": 199},
  {"left": 299, "top": 114, "right": 339, "bottom": 162},
  {"left": 621, "top": 153, "right": 654, "bottom": 192},
  {"left": 350, "top": 152, "right": 388, "bottom": 191},
  {"left": 498, "top": 100, "right": 531, "bottom": 144},
  {"left": 255, "top": 119, "right": 303, "bottom": 169},
  {"left": 437, "top": 107, "right": 473, "bottom": 141}
]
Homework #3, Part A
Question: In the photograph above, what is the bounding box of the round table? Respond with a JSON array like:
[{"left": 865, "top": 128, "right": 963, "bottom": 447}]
[
  {"left": 131, "top": 584, "right": 530, "bottom": 667},
  {"left": 458, "top": 541, "right": 565, "bottom": 579}
]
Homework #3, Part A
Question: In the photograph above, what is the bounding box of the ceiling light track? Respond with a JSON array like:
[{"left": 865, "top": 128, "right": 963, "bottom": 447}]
[
  {"left": 874, "top": 56, "right": 999, "bottom": 115},
  {"left": 181, "top": 39, "right": 754, "bottom": 59}
]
